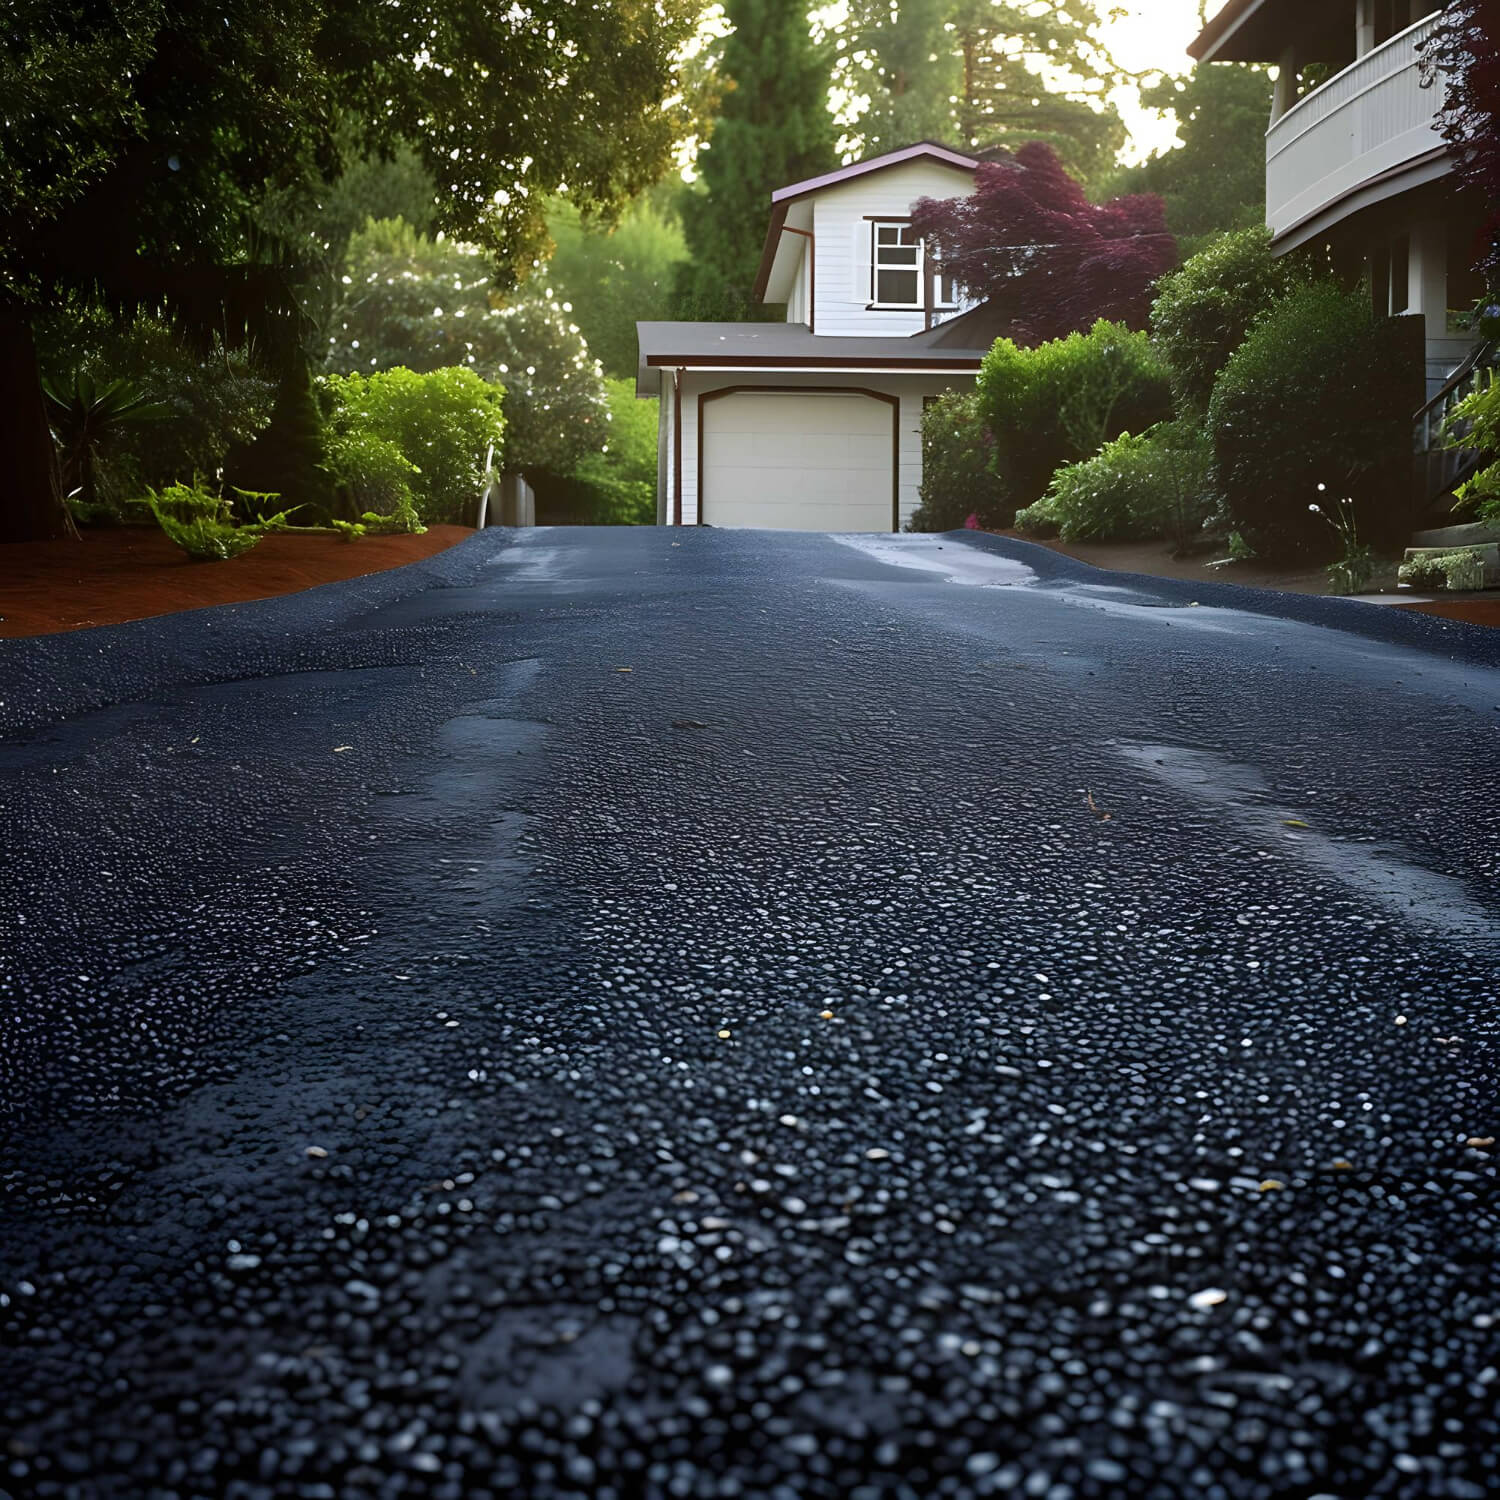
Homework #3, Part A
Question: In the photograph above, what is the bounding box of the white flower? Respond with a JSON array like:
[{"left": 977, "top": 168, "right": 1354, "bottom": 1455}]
[{"left": 1308, "top": 503, "right": 1321, "bottom": 514}]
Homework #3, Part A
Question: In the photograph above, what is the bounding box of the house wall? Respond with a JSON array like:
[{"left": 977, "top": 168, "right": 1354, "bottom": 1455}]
[
  {"left": 664, "top": 369, "right": 977, "bottom": 529},
  {"left": 811, "top": 161, "right": 978, "bottom": 339}
]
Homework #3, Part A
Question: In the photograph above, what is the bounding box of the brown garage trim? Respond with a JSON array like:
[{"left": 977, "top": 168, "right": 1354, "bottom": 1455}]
[
  {"left": 672, "top": 369, "right": 683, "bottom": 527},
  {"left": 696, "top": 384, "right": 901, "bottom": 533},
  {"left": 648, "top": 354, "right": 982, "bottom": 372}
]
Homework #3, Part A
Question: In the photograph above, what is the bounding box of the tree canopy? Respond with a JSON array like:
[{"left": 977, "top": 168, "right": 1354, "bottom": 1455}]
[
  {"left": 910, "top": 142, "right": 1177, "bottom": 345},
  {"left": 0, "top": 0, "right": 701, "bottom": 539},
  {"left": 831, "top": 0, "right": 1125, "bottom": 184},
  {"left": 326, "top": 218, "right": 608, "bottom": 476},
  {"left": 1104, "top": 63, "right": 1271, "bottom": 256},
  {"left": 673, "top": 0, "right": 838, "bottom": 316},
  {"left": 1421, "top": 0, "right": 1500, "bottom": 284},
  {"left": 546, "top": 191, "right": 690, "bottom": 378}
]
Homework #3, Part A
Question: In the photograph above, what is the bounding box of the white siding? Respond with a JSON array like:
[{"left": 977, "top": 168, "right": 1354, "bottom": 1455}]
[
  {"left": 670, "top": 370, "right": 976, "bottom": 529},
  {"left": 784, "top": 240, "right": 810, "bottom": 326},
  {"left": 811, "top": 161, "right": 977, "bottom": 338}
]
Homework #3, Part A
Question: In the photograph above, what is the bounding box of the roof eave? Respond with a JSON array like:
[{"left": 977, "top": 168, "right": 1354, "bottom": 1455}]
[
  {"left": 1188, "top": 0, "right": 1272, "bottom": 61},
  {"left": 751, "top": 201, "right": 791, "bottom": 304}
]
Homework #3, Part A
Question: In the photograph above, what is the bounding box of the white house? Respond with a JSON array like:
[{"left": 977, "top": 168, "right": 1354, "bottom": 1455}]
[
  {"left": 636, "top": 143, "right": 998, "bottom": 531},
  {"left": 1189, "top": 0, "right": 1485, "bottom": 401}
]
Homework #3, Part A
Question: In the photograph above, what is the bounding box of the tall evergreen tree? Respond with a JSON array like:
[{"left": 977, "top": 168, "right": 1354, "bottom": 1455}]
[
  {"left": 1103, "top": 63, "right": 1271, "bottom": 257},
  {"left": 674, "top": 0, "right": 838, "bottom": 317},
  {"left": 835, "top": 0, "right": 1125, "bottom": 184}
]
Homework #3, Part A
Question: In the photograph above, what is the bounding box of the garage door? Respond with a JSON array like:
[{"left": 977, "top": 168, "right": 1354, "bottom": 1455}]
[{"left": 700, "top": 390, "right": 896, "bottom": 531}]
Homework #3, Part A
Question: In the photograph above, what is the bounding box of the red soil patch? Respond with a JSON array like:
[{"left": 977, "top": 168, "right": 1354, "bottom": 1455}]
[
  {"left": 1393, "top": 597, "right": 1500, "bottom": 629},
  {"left": 0, "top": 524, "right": 473, "bottom": 638}
]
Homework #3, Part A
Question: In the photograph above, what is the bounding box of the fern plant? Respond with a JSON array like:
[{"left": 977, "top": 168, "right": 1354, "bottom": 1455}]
[{"left": 143, "top": 481, "right": 263, "bottom": 561}]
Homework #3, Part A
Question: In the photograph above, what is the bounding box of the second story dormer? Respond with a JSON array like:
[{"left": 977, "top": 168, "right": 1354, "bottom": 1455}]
[{"left": 751, "top": 142, "right": 980, "bottom": 338}]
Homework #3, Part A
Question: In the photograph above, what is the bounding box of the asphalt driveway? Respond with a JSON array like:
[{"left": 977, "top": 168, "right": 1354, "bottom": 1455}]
[{"left": 2, "top": 527, "right": 1498, "bottom": 1499}]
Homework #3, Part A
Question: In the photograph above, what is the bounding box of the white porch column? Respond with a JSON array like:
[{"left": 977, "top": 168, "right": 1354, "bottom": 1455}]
[
  {"left": 1271, "top": 45, "right": 1300, "bottom": 121},
  {"left": 1407, "top": 220, "right": 1448, "bottom": 343},
  {"left": 1355, "top": 0, "right": 1376, "bottom": 55}
]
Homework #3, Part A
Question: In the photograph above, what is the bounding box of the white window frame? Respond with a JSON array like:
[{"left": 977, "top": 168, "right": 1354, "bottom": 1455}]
[{"left": 869, "top": 220, "right": 958, "bottom": 311}]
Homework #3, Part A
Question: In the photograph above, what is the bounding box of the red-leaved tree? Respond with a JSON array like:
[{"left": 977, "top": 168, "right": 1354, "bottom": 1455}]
[
  {"left": 1421, "top": 0, "right": 1500, "bottom": 285},
  {"left": 910, "top": 141, "right": 1178, "bottom": 346}
]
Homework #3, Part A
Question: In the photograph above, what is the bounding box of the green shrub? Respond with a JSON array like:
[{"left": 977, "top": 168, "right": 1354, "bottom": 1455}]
[
  {"left": 1018, "top": 420, "right": 1214, "bottom": 546},
  {"left": 144, "top": 481, "right": 263, "bottom": 561},
  {"left": 38, "top": 313, "right": 278, "bottom": 503},
  {"left": 575, "top": 379, "right": 658, "bottom": 524},
  {"left": 909, "top": 391, "right": 1009, "bottom": 532},
  {"left": 325, "top": 428, "right": 420, "bottom": 513},
  {"left": 1208, "top": 282, "right": 1421, "bottom": 561},
  {"left": 1398, "top": 547, "right": 1486, "bottom": 591},
  {"left": 1149, "top": 227, "right": 1307, "bottom": 413},
  {"left": 322, "top": 366, "right": 504, "bottom": 525},
  {"left": 1448, "top": 365, "right": 1500, "bottom": 522},
  {"left": 978, "top": 321, "right": 1174, "bottom": 516}
]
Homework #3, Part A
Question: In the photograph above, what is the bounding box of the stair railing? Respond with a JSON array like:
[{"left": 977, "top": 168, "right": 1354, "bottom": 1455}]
[{"left": 1414, "top": 339, "right": 1496, "bottom": 504}]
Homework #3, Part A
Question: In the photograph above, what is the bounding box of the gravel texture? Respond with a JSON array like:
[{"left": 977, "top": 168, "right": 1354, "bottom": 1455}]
[{"left": 1, "top": 526, "right": 1497, "bottom": 1500}]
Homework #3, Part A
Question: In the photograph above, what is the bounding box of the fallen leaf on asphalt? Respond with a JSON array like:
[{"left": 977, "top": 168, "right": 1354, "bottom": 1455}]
[
  {"left": 333, "top": 745, "right": 353, "bottom": 753},
  {"left": 615, "top": 667, "right": 632, "bottom": 673},
  {"left": 820, "top": 1010, "right": 835, "bottom": 1020},
  {"left": 1330, "top": 1159, "right": 1354, "bottom": 1171},
  {"left": 717, "top": 1029, "right": 731, "bottom": 1039},
  {"left": 1283, "top": 818, "right": 1309, "bottom": 828},
  {"left": 1085, "top": 789, "right": 1112, "bottom": 821},
  {"left": 189, "top": 736, "right": 200, "bottom": 744},
  {"left": 1466, "top": 1137, "right": 1495, "bottom": 1148},
  {"left": 1258, "top": 1179, "right": 1286, "bottom": 1192},
  {"left": 305, "top": 1146, "right": 328, "bottom": 1159}
]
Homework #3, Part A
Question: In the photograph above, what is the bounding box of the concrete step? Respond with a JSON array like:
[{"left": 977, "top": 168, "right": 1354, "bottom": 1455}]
[{"left": 1410, "top": 521, "right": 1500, "bottom": 549}]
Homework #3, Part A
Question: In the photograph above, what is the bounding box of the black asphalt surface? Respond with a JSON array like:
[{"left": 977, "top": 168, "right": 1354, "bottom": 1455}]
[{"left": 2, "top": 526, "right": 1498, "bottom": 1500}]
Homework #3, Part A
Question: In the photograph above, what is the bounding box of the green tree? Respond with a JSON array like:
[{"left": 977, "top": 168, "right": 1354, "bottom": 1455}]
[
  {"left": 833, "top": 0, "right": 1125, "bottom": 184},
  {"left": 326, "top": 218, "right": 608, "bottom": 475},
  {"left": 545, "top": 190, "right": 690, "bottom": 379},
  {"left": 1, "top": 0, "right": 701, "bottom": 541},
  {"left": 674, "top": 0, "right": 838, "bottom": 316},
  {"left": 1105, "top": 63, "right": 1272, "bottom": 255}
]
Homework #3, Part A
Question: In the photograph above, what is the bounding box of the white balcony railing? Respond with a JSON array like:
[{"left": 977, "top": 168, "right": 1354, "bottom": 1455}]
[{"left": 1266, "top": 14, "right": 1447, "bottom": 241}]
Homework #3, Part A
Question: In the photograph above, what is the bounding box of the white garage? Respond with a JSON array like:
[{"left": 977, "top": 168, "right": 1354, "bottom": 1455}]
[{"left": 699, "top": 388, "right": 897, "bottom": 532}]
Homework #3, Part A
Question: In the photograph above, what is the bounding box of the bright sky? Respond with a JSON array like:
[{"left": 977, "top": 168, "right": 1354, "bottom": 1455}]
[{"left": 1101, "top": 0, "right": 1229, "bottom": 163}]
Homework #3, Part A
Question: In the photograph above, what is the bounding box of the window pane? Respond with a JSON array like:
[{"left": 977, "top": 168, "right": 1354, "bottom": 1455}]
[
  {"left": 876, "top": 224, "right": 901, "bottom": 244},
  {"left": 880, "top": 245, "right": 918, "bottom": 267},
  {"left": 876, "top": 269, "right": 919, "bottom": 305}
]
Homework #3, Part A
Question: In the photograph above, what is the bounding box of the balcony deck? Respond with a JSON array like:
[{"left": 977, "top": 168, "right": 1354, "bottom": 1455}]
[{"left": 1267, "top": 15, "right": 1450, "bottom": 247}]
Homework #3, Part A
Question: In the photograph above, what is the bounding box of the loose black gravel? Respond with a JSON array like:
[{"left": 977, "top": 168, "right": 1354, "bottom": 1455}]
[{"left": 1, "top": 527, "right": 1497, "bottom": 1500}]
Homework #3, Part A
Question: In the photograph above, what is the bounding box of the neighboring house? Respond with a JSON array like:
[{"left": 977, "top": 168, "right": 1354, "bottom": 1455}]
[
  {"left": 1189, "top": 0, "right": 1485, "bottom": 400},
  {"left": 636, "top": 143, "right": 997, "bottom": 530}
]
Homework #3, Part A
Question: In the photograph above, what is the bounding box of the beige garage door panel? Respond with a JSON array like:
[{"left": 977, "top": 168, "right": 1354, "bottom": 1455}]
[{"left": 702, "top": 391, "right": 894, "bottom": 531}]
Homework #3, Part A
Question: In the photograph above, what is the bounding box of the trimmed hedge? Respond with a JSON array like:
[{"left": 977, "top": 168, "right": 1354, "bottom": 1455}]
[
  {"left": 977, "top": 321, "right": 1174, "bottom": 517},
  {"left": 1208, "top": 282, "right": 1422, "bottom": 561}
]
